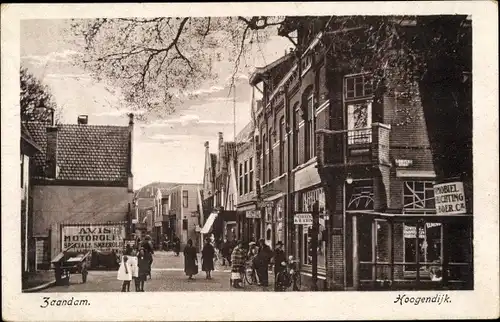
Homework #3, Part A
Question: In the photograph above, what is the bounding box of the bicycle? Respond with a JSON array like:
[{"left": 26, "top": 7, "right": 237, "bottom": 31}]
[
  {"left": 275, "top": 259, "right": 301, "bottom": 291},
  {"left": 244, "top": 259, "right": 258, "bottom": 285}
]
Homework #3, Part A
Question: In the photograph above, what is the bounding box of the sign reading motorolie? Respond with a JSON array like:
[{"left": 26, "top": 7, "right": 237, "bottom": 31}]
[
  {"left": 62, "top": 224, "right": 126, "bottom": 253},
  {"left": 294, "top": 213, "right": 313, "bottom": 225},
  {"left": 433, "top": 181, "right": 467, "bottom": 215}
]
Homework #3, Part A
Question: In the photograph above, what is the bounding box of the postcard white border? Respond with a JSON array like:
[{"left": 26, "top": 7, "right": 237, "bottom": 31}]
[{"left": 2, "top": 2, "right": 499, "bottom": 321}]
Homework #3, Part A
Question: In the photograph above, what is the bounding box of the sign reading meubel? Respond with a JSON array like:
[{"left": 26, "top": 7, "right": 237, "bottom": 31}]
[
  {"left": 62, "top": 224, "right": 126, "bottom": 252},
  {"left": 433, "top": 181, "right": 467, "bottom": 215}
]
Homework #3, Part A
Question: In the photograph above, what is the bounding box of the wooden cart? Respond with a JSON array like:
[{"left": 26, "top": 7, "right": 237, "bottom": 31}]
[{"left": 51, "top": 243, "right": 92, "bottom": 286}]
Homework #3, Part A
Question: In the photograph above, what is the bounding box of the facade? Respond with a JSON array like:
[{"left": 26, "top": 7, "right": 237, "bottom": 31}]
[
  {"left": 161, "top": 183, "right": 203, "bottom": 249},
  {"left": 21, "top": 123, "right": 42, "bottom": 273},
  {"left": 249, "top": 18, "right": 472, "bottom": 290},
  {"left": 200, "top": 133, "right": 238, "bottom": 243},
  {"left": 26, "top": 114, "right": 135, "bottom": 268}
]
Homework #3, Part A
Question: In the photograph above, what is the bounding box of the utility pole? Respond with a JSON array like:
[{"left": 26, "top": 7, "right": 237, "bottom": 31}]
[{"left": 311, "top": 200, "right": 320, "bottom": 291}]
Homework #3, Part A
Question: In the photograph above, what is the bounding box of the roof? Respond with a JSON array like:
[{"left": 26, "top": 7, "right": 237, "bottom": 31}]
[
  {"left": 235, "top": 122, "right": 254, "bottom": 144},
  {"left": 249, "top": 53, "right": 293, "bottom": 85},
  {"left": 135, "top": 182, "right": 182, "bottom": 198},
  {"left": 26, "top": 122, "right": 130, "bottom": 182},
  {"left": 21, "top": 122, "right": 41, "bottom": 153}
]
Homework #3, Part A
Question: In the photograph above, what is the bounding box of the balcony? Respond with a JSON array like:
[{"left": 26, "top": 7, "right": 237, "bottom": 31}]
[{"left": 316, "top": 123, "right": 391, "bottom": 169}]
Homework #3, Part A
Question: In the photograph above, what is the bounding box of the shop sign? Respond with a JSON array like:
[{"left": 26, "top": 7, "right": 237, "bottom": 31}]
[
  {"left": 246, "top": 210, "right": 261, "bottom": 219},
  {"left": 62, "top": 223, "right": 126, "bottom": 253},
  {"left": 294, "top": 213, "right": 313, "bottom": 225},
  {"left": 433, "top": 181, "right": 467, "bottom": 215}
]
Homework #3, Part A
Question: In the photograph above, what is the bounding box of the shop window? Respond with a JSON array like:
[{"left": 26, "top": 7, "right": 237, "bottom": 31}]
[
  {"left": 299, "top": 188, "right": 326, "bottom": 269},
  {"left": 402, "top": 181, "right": 441, "bottom": 279}
]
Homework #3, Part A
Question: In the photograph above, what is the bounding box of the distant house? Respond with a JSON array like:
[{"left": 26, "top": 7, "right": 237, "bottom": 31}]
[
  {"left": 21, "top": 123, "right": 42, "bottom": 273},
  {"left": 26, "top": 114, "right": 134, "bottom": 269}
]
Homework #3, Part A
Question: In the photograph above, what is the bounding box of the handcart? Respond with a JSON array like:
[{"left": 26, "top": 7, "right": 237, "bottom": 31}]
[{"left": 51, "top": 243, "right": 92, "bottom": 286}]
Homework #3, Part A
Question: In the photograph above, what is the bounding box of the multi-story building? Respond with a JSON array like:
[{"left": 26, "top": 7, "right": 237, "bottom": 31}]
[
  {"left": 161, "top": 183, "right": 203, "bottom": 249},
  {"left": 249, "top": 16, "right": 472, "bottom": 291},
  {"left": 26, "top": 114, "right": 135, "bottom": 269}
]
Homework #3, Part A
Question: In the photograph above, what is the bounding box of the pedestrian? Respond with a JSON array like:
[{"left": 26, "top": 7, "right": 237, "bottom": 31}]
[
  {"left": 247, "top": 242, "right": 259, "bottom": 284},
  {"left": 273, "top": 241, "right": 287, "bottom": 291},
  {"left": 141, "top": 235, "right": 154, "bottom": 279},
  {"left": 137, "top": 248, "right": 149, "bottom": 291},
  {"left": 230, "top": 240, "right": 246, "bottom": 288},
  {"left": 124, "top": 243, "right": 133, "bottom": 256},
  {"left": 117, "top": 255, "right": 132, "bottom": 292},
  {"left": 173, "top": 235, "right": 181, "bottom": 256},
  {"left": 255, "top": 239, "right": 272, "bottom": 286},
  {"left": 183, "top": 239, "right": 198, "bottom": 280},
  {"left": 221, "top": 238, "right": 232, "bottom": 266},
  {"left": 128, "top": 249, "right": 140, "bottom": 291},
  {"left": 201, "top": 237, "right": 215, "bottom": 279}
]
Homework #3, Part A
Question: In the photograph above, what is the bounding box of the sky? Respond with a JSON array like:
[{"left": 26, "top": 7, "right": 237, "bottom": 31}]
[{"left": 20, "top": 19, "right": 291, "bottom": 189}]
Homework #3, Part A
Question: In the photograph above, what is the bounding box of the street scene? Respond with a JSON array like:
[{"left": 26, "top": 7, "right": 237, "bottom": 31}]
[{"left": 19, "top": 13, "right": 474, "bottom": 293}]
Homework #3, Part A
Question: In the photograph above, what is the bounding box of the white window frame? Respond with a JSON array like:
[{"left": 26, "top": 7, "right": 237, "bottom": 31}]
[
  {"left": 307, "top": 93, "right": 316, "bottom": 161},
  {"left": 249, "top": 157, "right": 254, "bottom": 192},
  {"left": 244, "top": 160, "right": 249, "bottom": 195},
  {"left": 182, "top": 190, "right": 189, "bottom": 208}
]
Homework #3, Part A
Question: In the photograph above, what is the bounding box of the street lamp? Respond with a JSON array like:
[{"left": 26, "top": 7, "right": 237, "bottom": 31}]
[{"left": 346, "top": 173, "right": 353, "bottom": 185}]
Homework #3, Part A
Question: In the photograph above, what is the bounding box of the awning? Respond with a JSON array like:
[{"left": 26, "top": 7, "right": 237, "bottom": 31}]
[{"left": 200, "top": 212, "right": 218, "bottom": 234}]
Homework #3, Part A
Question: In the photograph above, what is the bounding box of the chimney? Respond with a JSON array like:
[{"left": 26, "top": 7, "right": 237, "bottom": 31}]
[
  {"left": 127, "top": 113, "right": 134, "bottom": 192},
  {"left": 77, "top": 115, "right": 88, "bottom": 125},
  {"left": 218, "top": 132, "right": 223, "bottom": 148},
  {"left": 204, "top": 141, "right": 209, "bottom": 149},
  {"left": 46, "top": 125, "right": 58, "bottom": 179}
]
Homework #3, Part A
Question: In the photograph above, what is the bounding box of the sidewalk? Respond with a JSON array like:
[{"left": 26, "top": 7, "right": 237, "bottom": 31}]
[{"left": 22, "top": 270, "right": 55, "bottom": 292}]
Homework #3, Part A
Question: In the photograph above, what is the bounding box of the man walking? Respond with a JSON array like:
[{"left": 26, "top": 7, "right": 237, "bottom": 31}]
[{"left": 255, "top": 239, "right": 272, "bottom": 287}]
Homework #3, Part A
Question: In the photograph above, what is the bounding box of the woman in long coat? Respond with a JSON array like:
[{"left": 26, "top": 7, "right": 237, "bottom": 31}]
[
  {"left": 183, "top": 239, "right": 198, "bottom": 280},
  {"left": 137, "top": 248, "right": 149, "bottom": 291},
  {"left": 201, "top": 238, "right": 215, "bottom": 279}
]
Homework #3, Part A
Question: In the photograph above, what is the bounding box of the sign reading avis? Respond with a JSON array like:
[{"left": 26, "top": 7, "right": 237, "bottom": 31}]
[
  {"left": 433, "top": 181, "right": 467, "bottom": 215},
  {"left": 294, "top": 213, "right": 313, "bottom": 225},
  {"left": 62, "top": 223, "right": 126, "bottom": 253}
]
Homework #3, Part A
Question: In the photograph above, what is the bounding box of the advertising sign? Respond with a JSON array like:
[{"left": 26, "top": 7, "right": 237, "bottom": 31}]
[
  {"left": 246, "top": 210, "right": 261, "bottom": 219},
  {"left": 62, "top": 223, "right": 126, "bottom": 253},
  {"left": 294, "top": 213, "right": 313, "bottom": 225},
  {"left": 403, "top": 225, "right": 426, "bottom": 239},
  {"left": 433, "top": 181, "right": 467, "bottom": 215}
]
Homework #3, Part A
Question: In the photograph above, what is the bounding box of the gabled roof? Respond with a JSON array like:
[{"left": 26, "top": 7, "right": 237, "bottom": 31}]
[
  {"left": 26, "top": 122, "right": 130, "bottom": 182},
  {"left": 249, "top": 53, "right": 294, "bottom": 85},
  {"left": 235, "top": 122, "right": 254, "bottom": 144},
  {"left": 21, "top": 122, "right": 41, "bottom": 154}
]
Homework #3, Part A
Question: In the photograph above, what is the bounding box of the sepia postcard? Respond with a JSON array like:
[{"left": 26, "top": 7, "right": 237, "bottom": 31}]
[{"left": 1, "top": 2, "right": 498, "bottom": 321}]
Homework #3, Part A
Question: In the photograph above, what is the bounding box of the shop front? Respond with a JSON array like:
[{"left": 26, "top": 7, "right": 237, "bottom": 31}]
[
  {"left": 262, "top": 193, "right": 285, "bottom": 249},
  {"left": 293, "top": 186, "right": 327, "bottom": 278},
  {"left": 236, "top": 202, "right": 261, "bottom": 243}
]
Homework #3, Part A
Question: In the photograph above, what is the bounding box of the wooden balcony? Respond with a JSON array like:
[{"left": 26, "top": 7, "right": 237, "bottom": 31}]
[{"left": 316, "top": 123, "right": 391, "bottom": 169}]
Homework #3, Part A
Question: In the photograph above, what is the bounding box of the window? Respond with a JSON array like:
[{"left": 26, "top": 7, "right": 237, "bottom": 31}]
[
  {"left": 244, "top": 160, "right": 249, "bottom": 194},
  {"left": 344, "top": 74, "right": 374, "bottom": 145},
  {"left": 307, "top": 93, "right": 316, "bottom": 159},
  {"left": 268, "top": 127, "right": 273, "bottom": 180},
  {"left": 262, "top": 133, "right": 267, "bottom": 183},
  {"left": 238, "top": 163, "right": 243, "bottom": 196},
  {"left": 279, "top": 117, "right": 285, "bottom": 174},
  {"left": 249, "top": 157, "right": 254, "bottom": 192},
  {"left": 402, "top": 181, "right": 441, "bottom": 276},
  {"left": 293, "top": 105, "right": 300, "bottom": 167},
  {"left": 182, "top": 190, "right": 188, "bottom": 208},
  {"left": 344, "top": 73, "right": 373, "bottom": 100},
  {"left": 21, "top": 155, "right": 24, "bottom": 188},
  {"left": 299, "top": 188, "right": 326, "bottom": 269}
]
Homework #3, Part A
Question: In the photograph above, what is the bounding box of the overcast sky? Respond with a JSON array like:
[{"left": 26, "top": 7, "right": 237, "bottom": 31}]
[{"left": 20, "top": 19, "right": 290, "bottom": 189}]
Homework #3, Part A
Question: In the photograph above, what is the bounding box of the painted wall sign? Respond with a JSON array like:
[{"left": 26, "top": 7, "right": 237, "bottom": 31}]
[
  {"left": 62, "top": 223, "right": 126, "bottom": 253},
  {"left": 433, "top": 181, "right": 467, "bottom": 215},
  {"left": 294, "top": 213, "right": 313, "bottom": 225}
]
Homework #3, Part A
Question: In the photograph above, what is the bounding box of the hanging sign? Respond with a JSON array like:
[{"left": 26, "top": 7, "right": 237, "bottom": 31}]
[
  {"left": 433, "top": 181, "right": 467, "bottom": 215},
  {"left": 246, "top": 210, "right": 261, "bottom": 219},
  {"left": 294, "top": 213, "right": 313, "bottom": 225}
]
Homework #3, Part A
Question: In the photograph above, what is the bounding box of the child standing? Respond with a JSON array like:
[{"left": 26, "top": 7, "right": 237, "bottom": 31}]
[{"left": 117, "top": 255, "right": 132, "bottom": 292}]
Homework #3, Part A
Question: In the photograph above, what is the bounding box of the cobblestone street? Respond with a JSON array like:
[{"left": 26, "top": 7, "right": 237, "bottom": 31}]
[{"left": 44, "top": 251, "right": 276, "bottom": 292}]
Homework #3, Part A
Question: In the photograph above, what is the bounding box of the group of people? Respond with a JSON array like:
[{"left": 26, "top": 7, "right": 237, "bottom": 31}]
[
  {"left": 230, "top": 239, "right": 287, "bottom": 289},
  {"left": 117, "top": 235, "right": 155, "bottom": 292}
]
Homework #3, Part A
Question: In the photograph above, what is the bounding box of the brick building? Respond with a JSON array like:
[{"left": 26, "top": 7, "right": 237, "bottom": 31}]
[
  {"left": 26, "top": 114, "right": 135, "bottom": 268},
  {"left": 249, "top": 17, "right": 472, "bottom": 290}
]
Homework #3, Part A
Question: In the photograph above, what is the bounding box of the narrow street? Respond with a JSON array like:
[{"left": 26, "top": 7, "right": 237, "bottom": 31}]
[{"left": 45, "top": 251, "right": 276, "bottom": 292}]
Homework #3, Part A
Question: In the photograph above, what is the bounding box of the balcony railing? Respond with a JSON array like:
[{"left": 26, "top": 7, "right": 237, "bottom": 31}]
[{"left": 316, "top": 123, "right": 391, "bottom": 168}]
